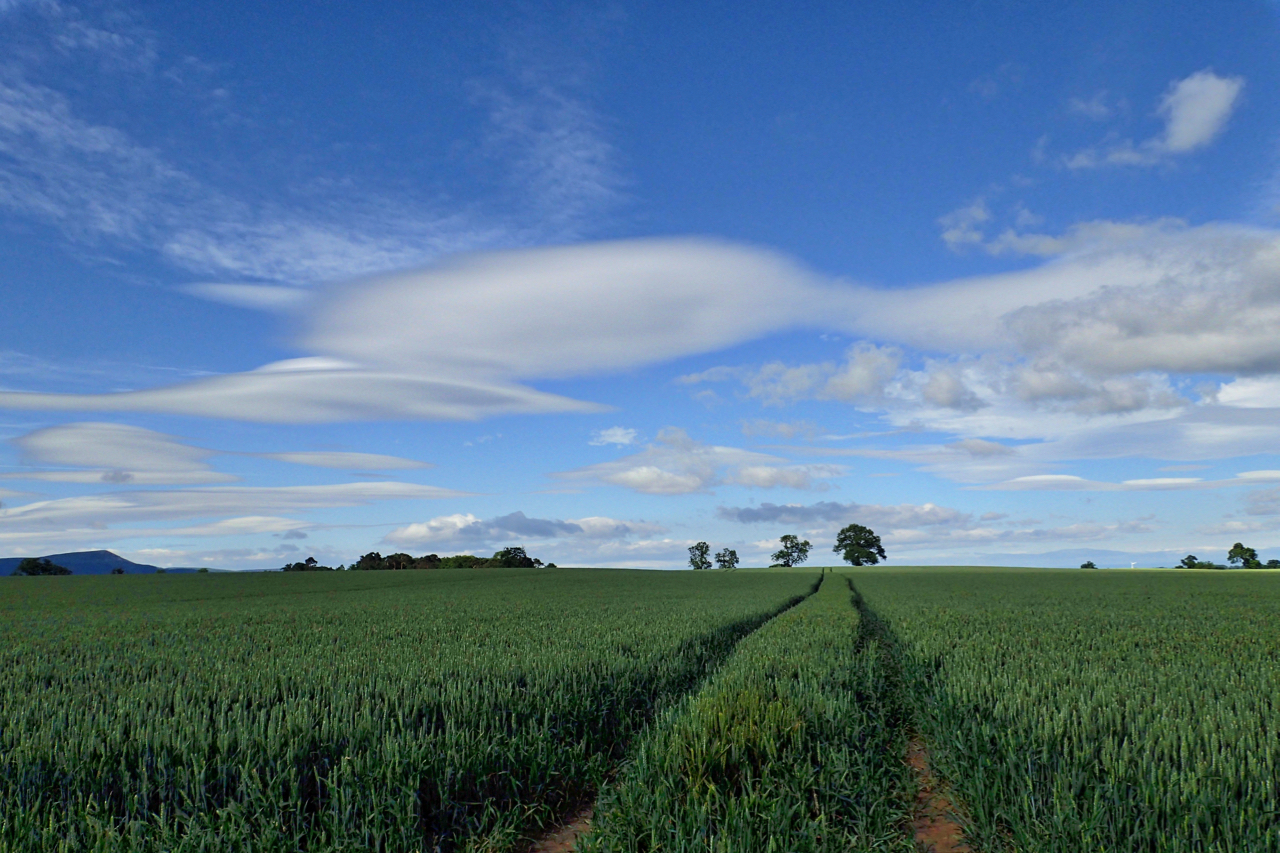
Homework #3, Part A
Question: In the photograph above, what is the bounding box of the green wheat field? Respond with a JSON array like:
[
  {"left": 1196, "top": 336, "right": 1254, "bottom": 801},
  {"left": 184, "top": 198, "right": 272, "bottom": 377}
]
[{"left": 2, "top": 567, "right": 1277, "bottom": 852}]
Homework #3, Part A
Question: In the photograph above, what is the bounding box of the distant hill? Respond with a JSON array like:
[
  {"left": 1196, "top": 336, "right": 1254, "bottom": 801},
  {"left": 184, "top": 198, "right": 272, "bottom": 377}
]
[{"left": 0, "top": 550, "right": 208, "bottom": 575}]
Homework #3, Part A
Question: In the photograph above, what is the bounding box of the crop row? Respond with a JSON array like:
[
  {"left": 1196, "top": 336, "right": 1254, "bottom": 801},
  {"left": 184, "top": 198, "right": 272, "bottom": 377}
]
[
  {"left": 581, "top": 572, "right": 914, "bottom": 853},
  {"left": 850, "top": 569, "right": 1280, "bottom": 853},
  {"left": 0, "top": 569, "right": 817, "bottom": 852}
]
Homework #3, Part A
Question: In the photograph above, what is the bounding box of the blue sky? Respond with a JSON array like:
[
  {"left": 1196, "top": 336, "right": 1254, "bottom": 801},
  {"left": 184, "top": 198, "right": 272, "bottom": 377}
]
[{"left": 2, "top": 0, "right": 1280, "bottom": 569}]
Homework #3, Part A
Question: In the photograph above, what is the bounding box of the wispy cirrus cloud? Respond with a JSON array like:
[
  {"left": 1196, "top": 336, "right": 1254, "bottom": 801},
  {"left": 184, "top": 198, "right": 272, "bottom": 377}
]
[{"left": 0, "top": 2, "right": 622, "bottom": 285}]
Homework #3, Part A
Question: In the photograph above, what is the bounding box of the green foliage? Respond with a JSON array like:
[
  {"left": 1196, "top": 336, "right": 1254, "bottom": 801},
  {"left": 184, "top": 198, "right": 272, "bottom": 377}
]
[
  {"left": 0, "top": 569, "right": 814, "bottom": 851},
  {"left": 281, "top": 557, "right": 333, "bottom": 572},
  {"left": 1080, "top": 561, "right": 1097, "bottom": 569},
  {"left": 1228, "top": 542, "right": 1261, "bottom": 568},
  {"left": 770, "top": 534, "right": 811, "bottom": 568},
  {"left": 714, "top": 547, "right": 739, "bottom": 570},
  {"left": 851, "top": 568, "right": 1280, "bottom": 853},
  {"left": 832, "top": 523, "right": 885, "bottom": 566},
  {"left": 489, "top": 546, "right": 543, "bottom": 568},
  {"left": 1180, "top": 554, "right": 1225, "bottom": 569},
  {"left": 110, "top": 566, "right": 125, "bottom": 575},
  {"left": 11, "top": 557, "right": 71, "bottom": 576},
  {"left": 582, "top": 574, "right": 913, "bottom": 852},
  {"left": 688, "top": 541, "right": 711, "bottom": 571}
]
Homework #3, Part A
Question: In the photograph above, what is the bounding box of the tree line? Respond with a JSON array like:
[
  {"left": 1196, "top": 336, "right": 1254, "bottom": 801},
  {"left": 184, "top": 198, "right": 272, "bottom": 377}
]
[
  {"left": 281, "top": 546, "right": 555, "bottom": 572},
  {"left": 688, "top": 524, "right": 886, "bottom": 570}
]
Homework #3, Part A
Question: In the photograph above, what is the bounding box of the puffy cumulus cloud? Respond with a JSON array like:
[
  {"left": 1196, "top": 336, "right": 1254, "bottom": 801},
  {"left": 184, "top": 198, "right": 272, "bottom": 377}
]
[
  {"left": 383, "top": 510, "right": 666, "bottom": 550},
  {"left": 554, "top": 427, "right": 843, "bottom": 495},
  {"left": 589, "top": 426, "right": 638, "bottom": 446},
  {"left": 261, "top": 451, "right": 429, "bottom": 470},
  {"left": 920, "top": 369, "right": 985, "bottom": 411},
  {"left": 718, "top": 344, "right": 901, "bottom": 407},
  {"left": 1063, "top": 69, "right": 1244, "bottom": 169},
  {"left": 10, "top": 422, "right": 233, "bottom": 484}
]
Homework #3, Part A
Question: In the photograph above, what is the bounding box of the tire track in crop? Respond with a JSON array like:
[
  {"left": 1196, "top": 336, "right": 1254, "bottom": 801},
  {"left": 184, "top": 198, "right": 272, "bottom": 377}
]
[
  {"left": 520, "top": 572, "right": 827, "bottom": 853},
  {"left": 522, "top": 571, "right": 829, "bottom": 850},
  {"left": 846, "top": 577, "right": 976, "bottom": 853}
]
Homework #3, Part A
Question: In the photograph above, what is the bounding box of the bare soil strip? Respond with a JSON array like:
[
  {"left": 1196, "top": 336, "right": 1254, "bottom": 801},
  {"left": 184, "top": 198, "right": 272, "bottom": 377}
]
[
  {"left": 907, "top": 736, "right": 972, "bottom": 853},
  {"left": 529, "top": 806, "right": 593, "bottom": 853}
]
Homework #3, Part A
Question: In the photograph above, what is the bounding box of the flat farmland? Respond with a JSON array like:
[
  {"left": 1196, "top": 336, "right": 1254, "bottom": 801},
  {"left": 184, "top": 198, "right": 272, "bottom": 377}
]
[
  {"left": 0, "top": 569, "right": 815, "bottom": 852},
  {"left": 849, "top": 568, "right": 1280, "bottom": 853},
  {"left": 3, "top": 567, "right": 1279, "bottom": 852}
]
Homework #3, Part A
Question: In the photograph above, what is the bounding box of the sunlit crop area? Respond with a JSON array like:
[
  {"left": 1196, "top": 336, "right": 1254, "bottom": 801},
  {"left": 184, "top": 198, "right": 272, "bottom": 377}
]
[
  {"left": 5, "top": 567, "right": 1280, "bottom": 853},
  {"left": 583, "top": 573, "right": 913, "bottom": 853},
  {"left": 850, "top": 568, "right": 1280, "bottom": 853}
]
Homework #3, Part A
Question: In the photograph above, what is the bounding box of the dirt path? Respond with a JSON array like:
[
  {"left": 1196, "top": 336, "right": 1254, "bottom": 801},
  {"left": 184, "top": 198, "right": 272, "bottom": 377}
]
[
  {"left": 906, "top": 736, "right": 972, "bottom": 853},
  {"left": 529, "top": 806, "right": 593, "bottom": 853}
]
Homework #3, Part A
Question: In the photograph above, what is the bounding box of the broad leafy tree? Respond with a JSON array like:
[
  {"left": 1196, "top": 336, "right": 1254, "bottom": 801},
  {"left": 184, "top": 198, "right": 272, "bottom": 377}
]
[
  {"left": 714, "top": 547, "right": 739, "bottom": 570},
  {"left": 12, "top": 558, "right": 70, "bottom": 576},
  {"left": 1080, "top": 561, "right": 1098, "bottom": 569},
  {"left": 833, "top": 524, "right": 886, "bottom": 566},
  {"left": 688, "top": 541, "right": 712, "bottom": 570},
  {"left": 771, "top": 534, "right": 811, "bottom": 568},
  {"left": 1227, "top": 542, "right": 1261, "bottom": 569}
]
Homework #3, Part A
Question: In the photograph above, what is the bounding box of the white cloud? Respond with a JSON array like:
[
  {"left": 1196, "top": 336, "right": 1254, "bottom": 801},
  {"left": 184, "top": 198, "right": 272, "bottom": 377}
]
[
  {"left": 1158, "top": 70, "right": 1244, "bottom": 153},
  {"left": 1063, "top": 69, "right": 1244, "bottom": 169},
  {"left": 555, "top": 427, "right": 840, "bottom": 495},
  {"left": 383, "top": 510, "right": 665, "bottom": 550},
  {"left": 0, "top": 238, "right": 837, "bottom": 422},
  {"left": 9, "top": 422, "right": 233, "bottom": 484},
  {"left": 262, "top": 451, "right": 429, "bottom": 470},
  {"left": 718, "top": 500, "right": 971, "bottom": 528},
  {"left": 0, "top": 481, "right": 462, "bottom": 537},
  {"left": 938, "top": 198, "right": 991, "bottom": 251},
  {"left": 589, "top": 426, "right": 638, "bottom": 446}
]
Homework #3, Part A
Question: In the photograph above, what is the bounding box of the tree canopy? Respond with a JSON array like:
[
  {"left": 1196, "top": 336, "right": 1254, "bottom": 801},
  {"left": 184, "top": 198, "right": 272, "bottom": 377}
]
[
  {"left": 771, "top": 534, "right": 811, "bottom": 568},
  {"left": 714, "top": 547, "right": 739, "bottom": 570},
  {"left": 12, "top": 558, "right": 71, "bottom": 576},
  {"left": 688, "top": 542, "right": 711, "bottom": 570},
  {"left": 832, "top": 524, "right": 886, "bottom": 566}
]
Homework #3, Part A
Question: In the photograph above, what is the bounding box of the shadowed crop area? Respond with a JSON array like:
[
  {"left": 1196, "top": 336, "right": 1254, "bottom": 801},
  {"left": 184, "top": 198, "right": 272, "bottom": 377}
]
[{"left": 0, "top": 569, "right": 815, "bottom": 852}]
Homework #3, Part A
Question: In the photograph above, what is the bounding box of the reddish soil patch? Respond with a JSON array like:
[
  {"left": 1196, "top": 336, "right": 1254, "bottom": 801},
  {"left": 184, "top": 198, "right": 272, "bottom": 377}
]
[
  {"left": 529, "top": 806, "right": 593, "bottom": 853},
  {"left": 907, "top": 736, "right": 972, "bottom": 853}
]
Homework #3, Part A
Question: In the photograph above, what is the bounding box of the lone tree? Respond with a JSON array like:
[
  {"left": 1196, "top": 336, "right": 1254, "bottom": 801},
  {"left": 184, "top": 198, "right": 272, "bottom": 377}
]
[
  {"left": 771, "top": 534, "right": 811, "bottom": 568},
  {"left": 12, "top": 558, "right": 70, "bottom": 576},
  {"left": 714, "top": 547, "right": 739, "bottom": 570},
  {"left": 490, "top": 546, "right": 543, "bottom": 568},
  {"left": 1228, "top": 542, "right": 1261, "bottom": 569},
  {"left": 688, "top": 541, "right": 712, "bottom": 571},
  {"left": 1080, "top": 561, "right": 1098, "bottom": 569},
  {"left": 833, "top": 524, "right": 886, "bottom": 566}
]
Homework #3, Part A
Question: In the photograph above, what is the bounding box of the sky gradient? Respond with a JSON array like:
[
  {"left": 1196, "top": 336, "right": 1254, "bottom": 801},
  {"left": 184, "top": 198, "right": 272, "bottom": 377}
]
[{"left": 2, "top": 0, "right": 1280, "bottom": 569}]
